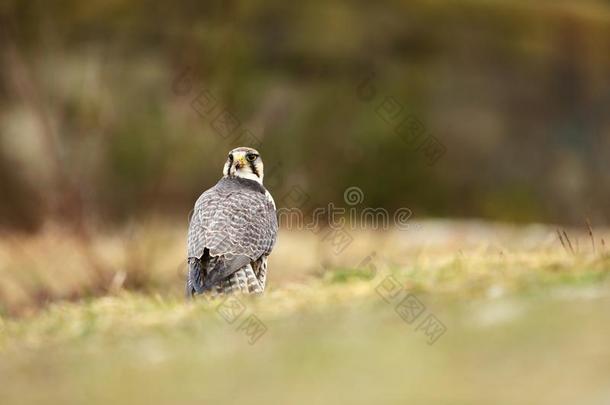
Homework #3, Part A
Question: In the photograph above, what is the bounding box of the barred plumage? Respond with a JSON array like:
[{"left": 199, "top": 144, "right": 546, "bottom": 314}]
[{"left": 186, "top": 147, "right": 277, "bottom": 297}]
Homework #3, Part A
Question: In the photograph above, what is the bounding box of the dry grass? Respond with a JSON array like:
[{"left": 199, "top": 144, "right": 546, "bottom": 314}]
[
  {"left": 1, "top": 221, "right": 609, "bottom": 404},
  {"left": 0, "top": 220, "right": 608, "bottom": 315}
]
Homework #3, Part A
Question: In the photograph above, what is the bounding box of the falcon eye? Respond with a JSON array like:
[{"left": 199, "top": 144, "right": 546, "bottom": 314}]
[
  {"left": 246, "top": 153, "right": 258, "bottom": 162},
  {"left": 228, "top": 154, "right": 233, "bottom": 160}
]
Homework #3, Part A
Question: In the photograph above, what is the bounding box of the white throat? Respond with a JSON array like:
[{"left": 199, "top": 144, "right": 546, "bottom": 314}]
[
  {"left": 223, "top": 163, "right": 264, "bottom": 185},
  {"left": 234, "top": 170, "right": 263, "bottom": 185}
]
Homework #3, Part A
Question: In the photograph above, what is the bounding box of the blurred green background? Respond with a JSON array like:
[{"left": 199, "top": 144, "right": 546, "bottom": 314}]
[
  {"left": 1, "top": 0, "right": 609, "bottom": 231},
  {"left": 1, "top": 3, "right": 610, "bottom": 404}
]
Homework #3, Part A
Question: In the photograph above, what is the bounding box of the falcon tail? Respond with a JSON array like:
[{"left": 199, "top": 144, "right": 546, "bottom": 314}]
[
  {"left": 186, "top": 252, "right": 253, "bottom": 298},
  {"left": 200, "top": 254, "right": 251, "bottom": 291}
]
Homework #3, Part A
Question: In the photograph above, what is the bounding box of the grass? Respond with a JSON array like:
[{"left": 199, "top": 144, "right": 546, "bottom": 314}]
[{"left": 0, "top": 220, "right": 609, "bottom": 404}]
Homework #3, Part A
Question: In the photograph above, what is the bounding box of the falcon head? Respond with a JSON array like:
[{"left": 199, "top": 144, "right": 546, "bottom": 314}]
[{"left": 223, "top": 146, "right": 265, "bottom": 184}]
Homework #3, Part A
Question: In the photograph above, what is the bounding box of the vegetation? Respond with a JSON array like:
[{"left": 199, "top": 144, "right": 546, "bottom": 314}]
[
  {"left": 2, "top": 0, "right": 610, "bottom": 230},
  {"left": 1, "top": 222, "right": 609, "bottom": 404},
  {"left": 1, "top": 1, "right": 609, "bottom": 402}
]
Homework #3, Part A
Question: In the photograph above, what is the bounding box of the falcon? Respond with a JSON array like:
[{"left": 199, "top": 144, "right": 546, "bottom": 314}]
[{"left": 186, "top": 147, "right": 278, "bottom": 298}]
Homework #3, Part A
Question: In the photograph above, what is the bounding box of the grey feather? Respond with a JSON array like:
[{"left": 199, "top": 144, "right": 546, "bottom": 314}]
[
  {"left": 186, "top": 177, "right": 277, "bottom": 294},
  {"left": 201, "top": 254, "right": 251, "bottom": 291}
]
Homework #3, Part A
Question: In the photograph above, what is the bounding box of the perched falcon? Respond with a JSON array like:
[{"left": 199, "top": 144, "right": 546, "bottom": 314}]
[{"left": 186, "top": 147, "right": 278, "bottom": 298}]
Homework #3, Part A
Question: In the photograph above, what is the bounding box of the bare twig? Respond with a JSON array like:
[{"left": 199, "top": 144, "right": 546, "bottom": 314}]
[
  {"left": 562, "top": 229, "right": 575, "bottom": 255},
  {"left": 557, "top": 229, "right": 568, "bottom": 254},
  {"left": 585, "top": 218, "right": 596, "bottom": 254}
]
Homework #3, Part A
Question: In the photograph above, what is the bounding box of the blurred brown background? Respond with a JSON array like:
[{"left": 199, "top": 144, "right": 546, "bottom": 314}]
[
  {"left": 1, "top": 0, "right": 609, "bottom": 233},
  {"left": 1, "top": 5, "right": 610, "bottom": 403}
]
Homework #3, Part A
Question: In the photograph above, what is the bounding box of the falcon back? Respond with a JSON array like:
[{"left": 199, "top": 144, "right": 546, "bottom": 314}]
[{"left": 186, "top": 147, "right": 278, "bottom": 297}]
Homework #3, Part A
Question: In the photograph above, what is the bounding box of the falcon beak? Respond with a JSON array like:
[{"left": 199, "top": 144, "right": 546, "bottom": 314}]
[{"left": 234, "top": 157, "right": 246, "bottom": 170}]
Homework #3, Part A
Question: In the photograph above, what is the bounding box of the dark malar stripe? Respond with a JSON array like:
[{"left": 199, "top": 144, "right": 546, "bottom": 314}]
[
  {"left": 226, "top": 155, "right": 234, "bottom": 176},
  {"left": 249, "top": 160, "right": 260, "bottom": 178}
]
